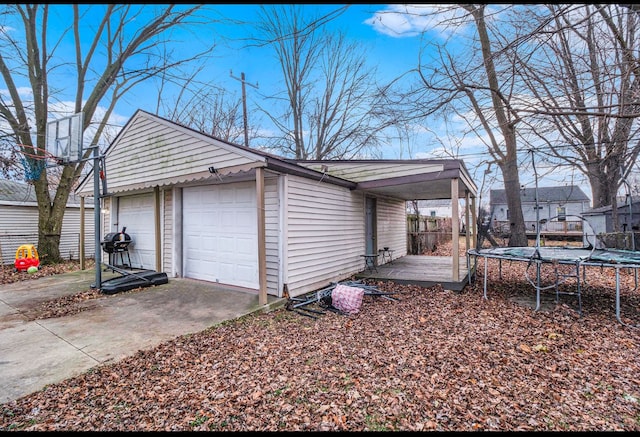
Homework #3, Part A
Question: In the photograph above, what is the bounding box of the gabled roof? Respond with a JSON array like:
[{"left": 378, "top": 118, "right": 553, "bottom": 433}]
[
  {"left": 0, "top": 179, "right": 93, "bottom": 207},
  {"left": 490, "top": 185, "right": 590, "bottom": 205},
  {"left": 76, "top": 110, "right": 355, "bottom": 195},
  {"left": 76, "top": 109, "right": 477, "bottom": 202}
]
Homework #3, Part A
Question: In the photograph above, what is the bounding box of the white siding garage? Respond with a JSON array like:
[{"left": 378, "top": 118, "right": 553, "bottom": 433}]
[
  {"left": 183, "top": 182, "right": 258, "bottom": 289},
  {"left": 117, "top": 193, "right": 156, "bottom": 269}
]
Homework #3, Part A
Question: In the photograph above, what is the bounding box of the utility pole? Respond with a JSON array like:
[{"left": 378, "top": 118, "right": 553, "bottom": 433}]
[{"left": 230, "top": 70, "right": 258, "bottom": 147}]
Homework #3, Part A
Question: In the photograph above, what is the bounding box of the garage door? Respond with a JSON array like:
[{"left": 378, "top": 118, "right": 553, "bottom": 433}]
[
  {"left": 183, "top": 182, "right": 258, "bottom": 289},
  {"left": 117, "top": 193, "right": 156, "bottom": 270}
]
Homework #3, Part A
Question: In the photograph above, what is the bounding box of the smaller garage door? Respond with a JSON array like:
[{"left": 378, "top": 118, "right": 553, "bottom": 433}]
[
  {"left": 183, "top": 183, "right": 258, "bottom": 289},
  {"left": 117, "top": 193, "right": 155, "bottom": 269}
]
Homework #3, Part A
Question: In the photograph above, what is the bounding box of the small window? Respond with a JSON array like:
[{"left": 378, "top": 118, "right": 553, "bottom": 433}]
[
  {"left": 506, "top": 209, "right": 510, "bottom": 220},
  {"left": 557, "top": 207, "right": 566, "bottom": 221}
]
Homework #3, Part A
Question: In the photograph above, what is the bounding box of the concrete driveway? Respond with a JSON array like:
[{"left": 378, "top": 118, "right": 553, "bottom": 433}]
[{"left": 0, "top": 269, "right": 284, "bottom": 404}]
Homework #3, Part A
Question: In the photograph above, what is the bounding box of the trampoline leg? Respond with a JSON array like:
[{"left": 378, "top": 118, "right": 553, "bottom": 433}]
[
  {"left": 483, "top": 256, "right": 488, "bottom": 300},
  {"left": 616, "top": 267, "right": 622, "bottom": 324},
  {"left": 575, "top": 262, "right": 582, "bottom": 316},
  {"left": 535, "top": 261, "right": 541, "bottom": 312}
]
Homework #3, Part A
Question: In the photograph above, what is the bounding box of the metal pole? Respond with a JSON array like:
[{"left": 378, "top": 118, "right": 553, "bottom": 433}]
[{"left": 93, "top": 145, "right": 101, "bottom": 289}]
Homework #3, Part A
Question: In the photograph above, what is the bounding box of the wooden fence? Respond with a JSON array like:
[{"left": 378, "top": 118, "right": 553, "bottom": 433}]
[{"left": 406, "top": 216, "right": 452, "bottom": 254}]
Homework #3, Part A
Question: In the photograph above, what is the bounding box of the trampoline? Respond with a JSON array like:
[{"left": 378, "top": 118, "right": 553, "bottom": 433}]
[{"left": 467, "top": 246, "right": 640, "bottom": 327}]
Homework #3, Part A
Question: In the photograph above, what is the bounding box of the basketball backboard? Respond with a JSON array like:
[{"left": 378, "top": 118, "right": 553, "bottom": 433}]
[{"left": 46, "top": 112, "right": 83, "bottom": 164}]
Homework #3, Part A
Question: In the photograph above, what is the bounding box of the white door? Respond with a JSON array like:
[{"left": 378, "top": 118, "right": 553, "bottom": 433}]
[
  {"left": 117, "top": 193, "right": 156, "bottom": 270},
  {"left": 183, "top": 182, "right": 258, "bottom": 289}
]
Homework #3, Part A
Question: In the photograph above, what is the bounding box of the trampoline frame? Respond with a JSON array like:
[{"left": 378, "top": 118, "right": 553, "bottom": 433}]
[{"left": 467, "top": 246, "right": 640, "bottom": 328}]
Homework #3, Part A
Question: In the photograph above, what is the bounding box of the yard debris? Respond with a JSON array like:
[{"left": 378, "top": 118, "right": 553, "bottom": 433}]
[{"left": 285, "top": 280, "right": 399, "bottom": 319}]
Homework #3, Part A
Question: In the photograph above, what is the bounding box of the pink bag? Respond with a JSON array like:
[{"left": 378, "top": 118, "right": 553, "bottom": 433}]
[{"left": 331, "top": 284, "right": 365, "bottom": 315}]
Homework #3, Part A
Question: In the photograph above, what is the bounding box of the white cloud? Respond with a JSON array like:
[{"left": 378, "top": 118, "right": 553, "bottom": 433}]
[{"left": 363, "top": 4, "right": 470, "bottom": 39}]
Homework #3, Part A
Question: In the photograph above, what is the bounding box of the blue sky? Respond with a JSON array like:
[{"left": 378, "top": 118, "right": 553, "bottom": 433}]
[
  {"left": 117, "top": 5, "right": 436, "bottom": 140},
  {"left": 1, "top": 4, "right": 594, "bottom": 201},
  {"left": 108, "top": 4, "right": 453, "bottom": 156}
]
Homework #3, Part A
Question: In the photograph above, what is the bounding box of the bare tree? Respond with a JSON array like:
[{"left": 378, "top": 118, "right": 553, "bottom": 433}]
[
  {"left": 254, "top": 4, "right": 389, "bottom": 159},
  {"left": 0, "top": 4, "right": 213, "bottom": 263},
  {"left": 164, "top": 84, "right": 246, "bottom": 144},
  {"left": 387, "top": 5, "right": 529, "bottom": 246},
  {"left": 517, "top": 4, "right": 640, "bottom": 227}
]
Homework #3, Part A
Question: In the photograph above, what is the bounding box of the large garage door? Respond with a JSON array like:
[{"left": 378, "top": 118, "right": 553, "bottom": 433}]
[
  {"left": 183, "top": 182, "right": 258, "bottom": 289},
  {"left": 117, "top": 193, "right": 156, "bottom": 270}
]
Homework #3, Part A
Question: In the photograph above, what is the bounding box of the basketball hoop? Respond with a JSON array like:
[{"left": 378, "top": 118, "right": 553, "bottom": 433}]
[
  {"left": 20, "top": 155, "right": 46, "bottom": 183},
  {"left": 16, "top": 144, "right": 60, "bottom": 184}
]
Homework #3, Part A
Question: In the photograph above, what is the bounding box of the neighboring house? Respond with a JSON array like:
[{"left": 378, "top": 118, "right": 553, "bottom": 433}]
[
  {"left": 76, "top": 110, "right": 478, "bottom": 300},
  {"left": 410, "top": 199, "right": 453, "bottom": 218},
  {"left": 0, "top": 179, "right": 95, "bottom": 264},
  {"left": 490, "top": 185, "right": 591, "bottom": 235}
]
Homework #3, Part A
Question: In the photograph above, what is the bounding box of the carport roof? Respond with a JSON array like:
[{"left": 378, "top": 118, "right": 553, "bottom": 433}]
[{"left": 295, "top": 159, "right": 477, "bottom": 201}]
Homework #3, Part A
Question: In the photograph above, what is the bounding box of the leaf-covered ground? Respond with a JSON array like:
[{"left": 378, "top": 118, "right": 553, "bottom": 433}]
[{"left": 1, "top": 244, "right": 639, "bottom": 431}]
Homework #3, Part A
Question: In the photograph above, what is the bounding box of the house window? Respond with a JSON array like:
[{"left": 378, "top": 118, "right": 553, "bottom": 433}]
[
  {"left": 506, "top": 209, "right": 510, "bottom": 220},
  {"left": 430, "top": 210, "right": 436, "bottom": 218},
  {"left": 557, "top": 206, "right": 566, "bottom": 221}
]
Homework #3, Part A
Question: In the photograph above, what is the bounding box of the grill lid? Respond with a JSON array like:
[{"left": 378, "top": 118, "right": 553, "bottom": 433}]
[{"left": 101, "top": 227, "right": 132, "bottom": 252}]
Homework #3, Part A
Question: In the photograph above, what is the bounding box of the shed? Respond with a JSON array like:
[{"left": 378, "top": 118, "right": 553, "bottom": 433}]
[
  {"left": 582, "top": 196, "right": 640, "bottom": 240},
  {"left": 76, "top": 110, "right": 478, "bottom": 302},
  {"left": 0, "top": 179, "right": 95, "bottom": 264}
]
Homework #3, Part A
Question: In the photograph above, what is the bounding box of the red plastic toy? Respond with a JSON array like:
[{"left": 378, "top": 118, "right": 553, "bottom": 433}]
[{"left": 15, "top": 244, "right": 40, "bottom": 272}]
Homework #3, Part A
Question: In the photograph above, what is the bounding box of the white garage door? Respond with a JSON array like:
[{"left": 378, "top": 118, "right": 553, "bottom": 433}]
[
  {"left": 183, "top": 182, "right": 258, "bottom": 289},
  {"left": 117, "top": 193, "right": 156, "bottom": 270}
]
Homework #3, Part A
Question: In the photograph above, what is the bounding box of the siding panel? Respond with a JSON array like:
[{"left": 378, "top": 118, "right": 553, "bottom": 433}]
[
  {"left": 264, "top": 174, "right": 280, "bottom": 296},
  {"left": 103, "top": 114, "right": 260, "bottom": 192},
  {"left": 163, "top": 189, "right": 172, "bottom": 274},
  {"left": 0, "top": 205, "right": 96, "bottom": 264},
  {"left": 285, "top": 175, "right": 364, "bottom": 296},
  {"left": 376, "top": 198, "right": 408, "bottom": 261}
]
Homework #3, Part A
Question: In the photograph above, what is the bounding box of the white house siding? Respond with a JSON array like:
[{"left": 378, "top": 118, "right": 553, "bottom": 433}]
[
  {"left": 375, "top": 197, "right": 408, "bottom": 262},
  {"left": 0, "top": 205, "right": 95, "bottom": 265},
  {"left": 60, "top": 206, "right": 97, "bottom": 260},
  {"left": 285, "top": 175, "right": 364, "bottom": 297},
  {"left": 102, "top": 113, "right": 260, "bottom": 192},
  {"left": 492, "top": 201, "right": 588, "bottom": 223},
  {"left": 163, "top": 188, "right": 172, "bottom": 274},
  {"left": 264, "top": 174, "right": 281, "bottom": 297},
  {"left": 115, "top": 192, "right": 156, "bottom": 269},
  {"left": 298, "top": 161, "right": 444, "bottom": 183}
]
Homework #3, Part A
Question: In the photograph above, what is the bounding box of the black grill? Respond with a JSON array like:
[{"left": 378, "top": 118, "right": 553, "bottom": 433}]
[
  {"left": 101, "top": 227, "right": 132, "bottom": 253},
  {"left": 101, "top": 227, "right": 132, "bottom": 269}
]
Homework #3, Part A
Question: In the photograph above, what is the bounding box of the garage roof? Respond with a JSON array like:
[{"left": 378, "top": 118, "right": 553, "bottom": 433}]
[{"left": 75, "top": 110, "right": 477, "bottom": 202}]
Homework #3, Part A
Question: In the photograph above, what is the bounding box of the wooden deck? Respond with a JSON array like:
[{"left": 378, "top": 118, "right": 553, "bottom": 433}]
[{"left": 355, "top": 255, "right": 472, "bottom": 292}]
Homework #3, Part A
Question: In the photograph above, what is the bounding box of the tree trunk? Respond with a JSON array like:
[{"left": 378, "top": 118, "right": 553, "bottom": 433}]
[{"left": 500, "top": 160, "right": 528, "bottom": 247}]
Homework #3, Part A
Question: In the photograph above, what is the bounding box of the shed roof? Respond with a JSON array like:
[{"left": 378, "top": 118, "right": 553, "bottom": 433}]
[
  {"left": 490, "top": 185, "right": 589, "bottom": 205},
  {"left": 0, "top": 179, "right": 93, "bottom": 207},
  {"left": 583, "top": 196, "right": 640, "bottom": 215}
]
